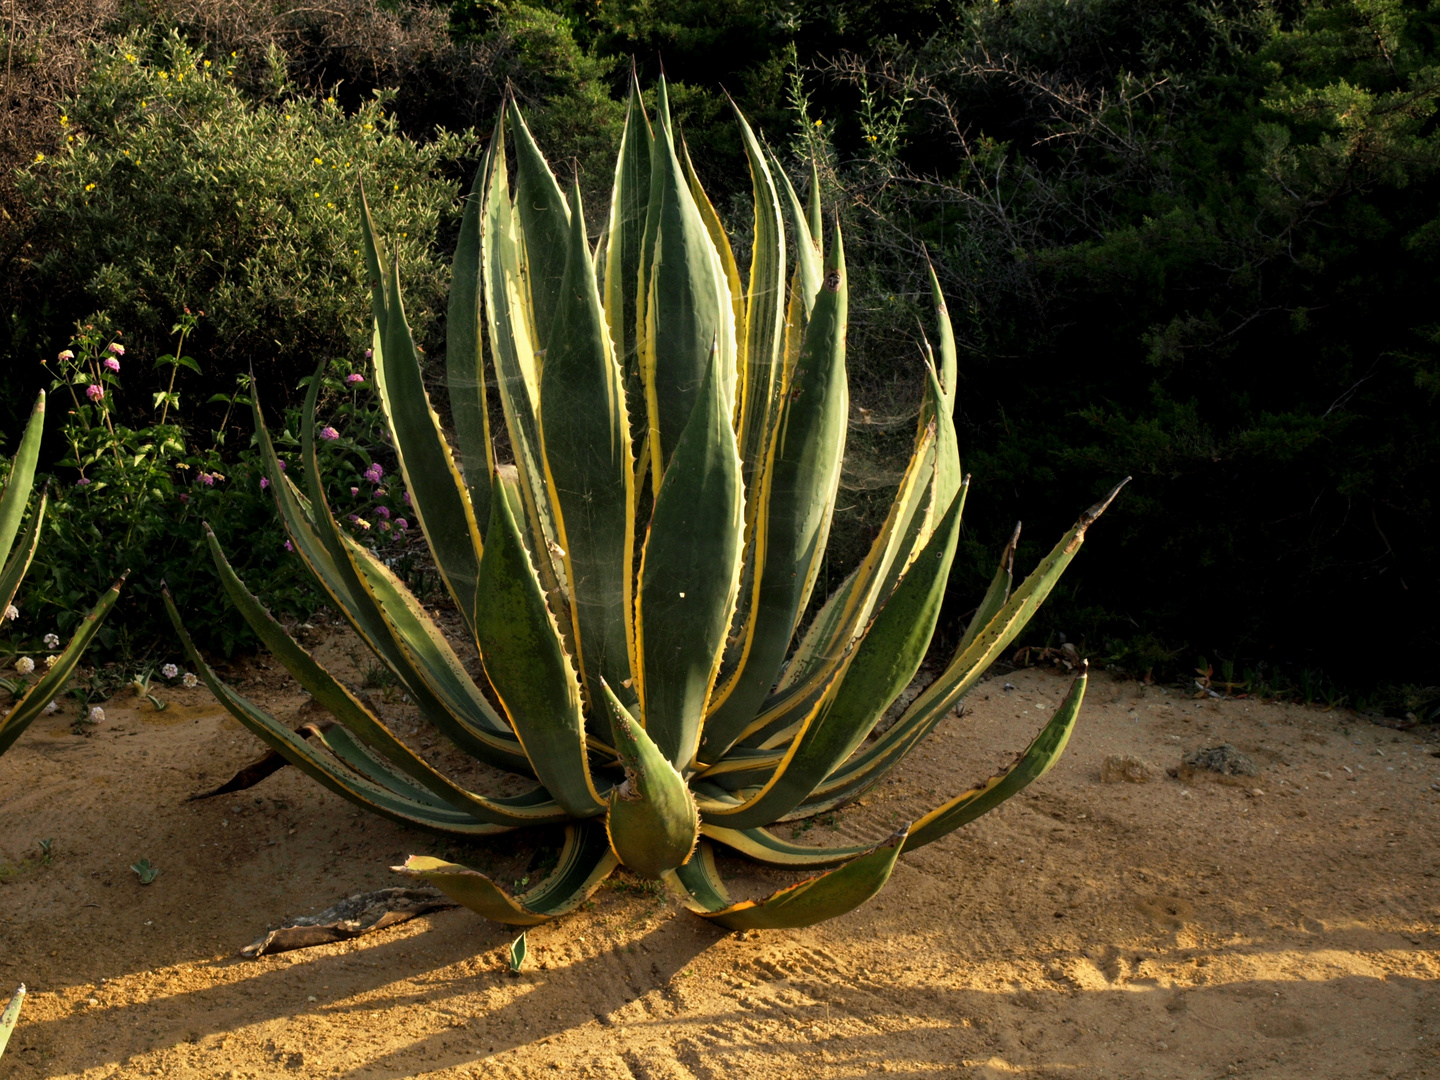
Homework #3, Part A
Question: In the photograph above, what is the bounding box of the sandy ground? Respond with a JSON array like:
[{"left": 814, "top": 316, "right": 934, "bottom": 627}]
[{"left": 1, "top": 644, "right": 1438, "bottom": 1079}]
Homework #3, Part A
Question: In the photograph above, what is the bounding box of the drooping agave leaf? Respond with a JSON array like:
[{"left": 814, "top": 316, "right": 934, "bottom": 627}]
[
  {"left": 668, "top": 827, "right": 906, "bottom": 930},
  {"left": 539, "top": 180, "right": 637, "bottom": 724},
  {"left": 636, "top": 352, "right": 744, "bottom": 769},
  {"left": 601, "top": 681, "right": 700, "bottom": 877},
  {"left": 704, "top": 226, "right": 849, "bottom": 758},
  {"left": 256, "top": 382, "right": 523, "bottom": 770},
  {"left": 397, "top": 820, "right": 617, "bottom": 925},
  {"left": 476, "top": 472, "right": 605, "bottom": 817},
  {"left": 203, "top": 527, "right": 559, "bottom": 825},
  {"left": 638, "top": 77, "right": 737, "bottom": 472},
  {"left": 0, "top": 575, "right": 125, "bottom": 757},
  {"left": 0, "top": 984, "right": 23, "bottom": 1061},
  {"left": 164, "top": 591, "right": 514, "bottom": 836},
  {"left": 0, "top": 392, "right": 44, "bottom": 569},
  {"left": 446, "top": 138, "right": 495, "bottom": 526}
]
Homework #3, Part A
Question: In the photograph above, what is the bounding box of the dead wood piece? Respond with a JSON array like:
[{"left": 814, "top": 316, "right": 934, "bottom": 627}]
[{"left": 240, "top": 887, "right": 457, "bottom": 958}]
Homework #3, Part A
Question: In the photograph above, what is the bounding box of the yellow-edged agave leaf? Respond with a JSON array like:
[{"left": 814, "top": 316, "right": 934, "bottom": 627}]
[
  {"left": 476, "top": 472, "right": 605, "bottom": 817},
  {"left": 507, "top": 98, "right": 571, "bottom": 351},
  {"left": 446, "top": 142, "right": 495, "bottom": 525},
  {"left": 398, "top": 821, "right": 617, "bottom": 925},
  {"left": 704, "top": 228, "right": 849, "bottom": 758},
  {"left": 669, "top": 829, "right": 906, "bottom": 930},
  {"left": 539, "top": 181, "right": 636, "bottom": 725},
  {"left": 480, "top": 115, "right": 568, "bottom": 616},
  {"left": 954, "top": 523, "right": 1020, "bottom": 660},
  {"left": 636, "top": 353, "right": 744, "bottom": 769},
  {"left": 638, "top": 78, "right": 737, "bottom": 472},
  {"left": 178, "top": 85, "right": 1121, "bottom": 934},
  {"left": 698, "top": 485, "right": 964, "bottom": 827},
  {"left": 0, "top": 984, "right": 24, "bottom": 1061},
  {"left": 372, "top": 254, "right": 485, "bottom": 630},
  {"left": 602, "top": 74, "right": 653, "bottom": 448}
]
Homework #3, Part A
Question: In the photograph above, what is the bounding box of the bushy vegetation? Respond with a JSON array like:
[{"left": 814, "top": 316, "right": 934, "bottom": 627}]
[{"left": 0, "top": 0, "right": 1435, "bottom": 715}]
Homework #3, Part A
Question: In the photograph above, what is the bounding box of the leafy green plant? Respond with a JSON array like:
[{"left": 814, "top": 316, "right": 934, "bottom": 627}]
[
  {"left": 508, "top": 931, "right": 528, "bottom": 973},
  {"left": 168, "top": 81, "right": 1121, "bottom": 931},
  {"left": 0, "top": 394, "right": 124, "bottom": 758},
  {"left": 130, "top": 857, "right": 159, "bottom": 884}
]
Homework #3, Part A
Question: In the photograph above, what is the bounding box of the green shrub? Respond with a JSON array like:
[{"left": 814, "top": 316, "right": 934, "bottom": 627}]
[{"left": 15, "top": 30, "right": 472, "bottom": 415}]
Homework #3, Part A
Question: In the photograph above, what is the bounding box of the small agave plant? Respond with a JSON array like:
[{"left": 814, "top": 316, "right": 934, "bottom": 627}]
[
  {"left": 167, "top": 80, "right": 1123, "bottom": 930},
  {"left": 0, "top": 393, "right": 124, "bottom": 759}
]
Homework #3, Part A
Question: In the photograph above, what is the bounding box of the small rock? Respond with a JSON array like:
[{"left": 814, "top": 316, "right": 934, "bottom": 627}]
[
  {"left": 1100, "top": 755, "right": 1151, "bottom": 784},
  {"left": 1182, "top": 744, "right": 1258, "bottom": 777}
]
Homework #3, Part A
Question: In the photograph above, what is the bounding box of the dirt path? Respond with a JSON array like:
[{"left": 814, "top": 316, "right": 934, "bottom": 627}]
[{"left": 2, "top": 657, "right": 1438, "bottom": 1079}]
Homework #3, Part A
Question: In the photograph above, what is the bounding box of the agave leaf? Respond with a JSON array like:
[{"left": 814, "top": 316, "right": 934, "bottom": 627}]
[
  {"left": 638, "top": 77, "right": 737, "bottom": 472},
  {"left": 680, "top": 136, "right": 744, "bottom": 377},
  {"left": 255, "top": 384, "right": 523, "bottom": 769},
  {"left": 698, "top": 484, "right": 964, "bottom": 827},
  {"left": 741, "top": 379, "right": 948, "bottom": 749},
  {"left": 0, "top": 574, "right": 125, "bottom": 756},
  {"left": 805, "top": 157, "right": 822, "bottom": 241},
  {"left": 925, "top": 256, "right": 957, "bottom": 413},
  {"left": 476, "top": 472, "right": 605, "bottom": 817},
  {"left": 357, "top": 183, "right": 390, "bottom": 339},
  {"left": 636, "top": 352, "right": 744, "bottom": 769},
  {"left": 795, "top": 480, "right": 1128, "bottom": 813},
  {"left": 902, "top": 664, "right": 1087, "bottom": 852},
  {"left": 954, "top": 523, "right": 1020, "bottom": 660},
  {"left": 397, "top": 819, "right": 617, "bottom": 925},
  {"left": 203, "top": 527, "right": 559, "bottom": 824},
  {"left": 539, "top": 180, "right": 637, "bottom": 724},
  {"left": 164, "top": 591, "right": 514, "bottom": 835},
  {"left": 769, "top": 151, "right": 823, "bottom": 325},
  {"left": 700, "top": 824, "right": 869, "bottom": 869},
  {"left": 508, "top": 98, "right": 572, "bottom": 353},
  {"left": 601, "top": 681, "right": 700, "bottom": 876},
  {"left": 668, "top": 828, "right": 906, "bottom": 930},
  {"left": 705, "top": 665, "right": 1086, "bottom": 864},
  {"left": 0, "top": 984, "right": 23, "bottom": 1061},
  {"left": 0, "top": 485, "right": 45, "bottom": 615},
  {"left": 446, "top": 144, "right": 495, "bottom": 526},
  {"left": 509, "top": 931, "right": 528, "bottom": 971},
  {"left": 372, "top": 254, "right": 485, "bottom": 631},
  {"left": 0, "top": 392, "right": 43, "bottom": 570},
  {"left": 603, "top": 75, "right": 654, "bottom": 448},
  {"left": 479, "top": 119, "right": 568, "bottom": 616},
  {"left": 704, "top": 226, "right": 849, "bottom": 758}
]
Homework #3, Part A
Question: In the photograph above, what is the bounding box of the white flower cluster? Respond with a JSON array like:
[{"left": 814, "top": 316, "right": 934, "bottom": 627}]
[
  {"left": 182, "top": 672, "right": 198, "bottom": 688},
  {"left": 14, "top": 656, "right": 34, "bottom": 675},
  {"left": 3, "top": 605, "right": 17, "bottom": 621},
  {"left": 161, "top": 663, "right": 179, "bottom": 680},
  {"left": 88, "top": 706, "right": 105, "bottom": 724},
  {"left": 43, "top": 632, "right": 60, "bottom": 649}
]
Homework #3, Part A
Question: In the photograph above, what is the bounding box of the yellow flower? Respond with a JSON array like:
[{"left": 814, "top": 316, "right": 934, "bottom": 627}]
[
  {"left": 159, "top": 71, "right": 168, "bottom": 80},
  {"left": 814, "top": 118, "right": 823, "bottom": 127},
  {"left": 59, "top": 114, "right": 68, "bottom": 126},
  {"left": 32, "top": 152, "right": 44, "bottom": 163},
  {"left": 85, "top": 183, "right": 96, "bottom": 191},
  {"left": 203, "top": 59, "right": 211, "bottom": 67},
  {"left": 125, "top": 53, "right": 137, "bottom": 63},
  {"left": 313, "top": 156, "right": 323, "bottom": 165}
]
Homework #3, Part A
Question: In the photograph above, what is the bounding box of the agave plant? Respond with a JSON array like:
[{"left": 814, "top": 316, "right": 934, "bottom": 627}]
[
  {"left": 166, "top": 80, "right": 1123, "bottom": 931},
  {"left": 0, "top": 393, "right": 124, "bottom": 758}
]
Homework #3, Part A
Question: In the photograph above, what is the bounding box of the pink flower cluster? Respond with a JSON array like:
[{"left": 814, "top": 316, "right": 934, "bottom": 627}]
[
  {"left": 319, "top": 426, "right": 339, "bottom": 441},
  {"left": 363, "top": 462, "right": 384, "bottom": 484},
  {"left": 346, "top": 373, "right": 364, "bottom": 385},
  {"left": 86, "top": 384, "right": 104, "bottom": 402},
  {"left": 103, "top": 357, "right": 120, "bottom": 373}
]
